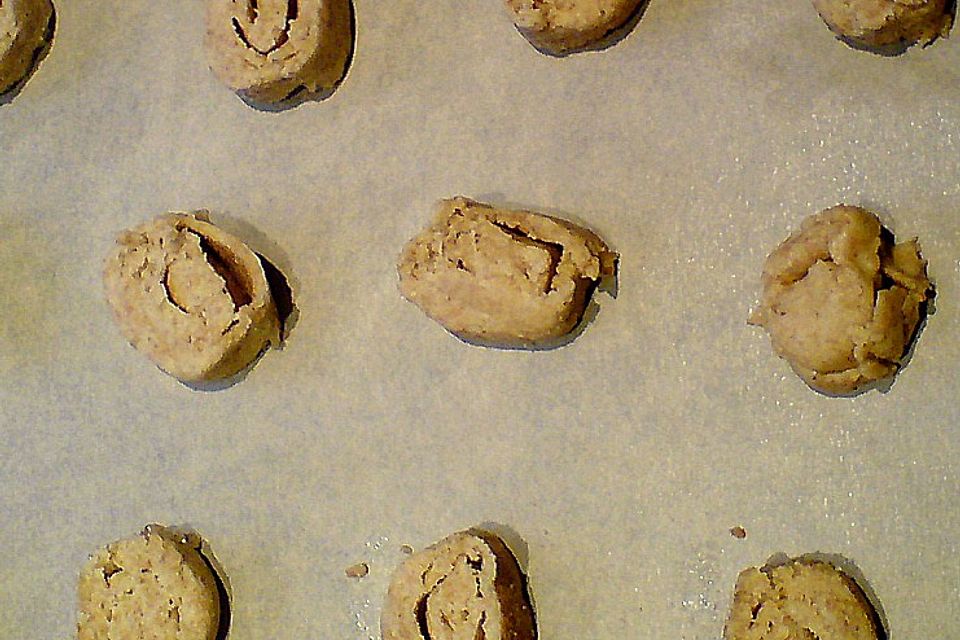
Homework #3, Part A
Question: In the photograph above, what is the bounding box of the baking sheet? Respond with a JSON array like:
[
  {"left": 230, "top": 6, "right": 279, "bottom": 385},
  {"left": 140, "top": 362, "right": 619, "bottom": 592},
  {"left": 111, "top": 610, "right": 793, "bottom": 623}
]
[{"left": 1, "top": 0, "right": 959, "bottom": 638}]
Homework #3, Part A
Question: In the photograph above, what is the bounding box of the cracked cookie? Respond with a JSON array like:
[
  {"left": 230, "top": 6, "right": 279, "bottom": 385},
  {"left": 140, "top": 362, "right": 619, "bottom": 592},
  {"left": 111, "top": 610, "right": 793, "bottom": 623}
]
[
  {"left": 0, "top": 0, "right": 54, "bottom": 95},
  {"left": 205, "top": 0, "right": 353, "bottom": 104},
  {"left": 398, "top": 197, "right": 617, "bottom": 348},
  {"left": 750, "top": 205, "right": 931, "bottom": 395},
  {"left": 724, "top": 557, "right": 882, "bottom": 640},
  {"left": 812, "top": 0, "right": 953, "bottom": 49},
  {"left": 504, "top": 0, "right": 646, "bottom": 55},
  {"left": 381, "top": 529, "right": 536, "bottom": 640},
  {"left": 77, "top": 524, "right": 223, "bottom": 640},
  {"left": 104, "top": 211, "right": 280, "bottom": 383}
]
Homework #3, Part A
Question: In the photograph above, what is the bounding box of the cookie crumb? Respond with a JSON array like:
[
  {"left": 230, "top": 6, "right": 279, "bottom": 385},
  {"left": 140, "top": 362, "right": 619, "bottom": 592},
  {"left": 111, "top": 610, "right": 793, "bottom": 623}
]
[
  {"left": 345, "top": 562, "right": 369, "bottom": 578},
  {"left": 400, "top": 544, "right": 414, "bottom": 555},
  {"left": 730, "top": 526, "right": 747, "bottom": 539}
]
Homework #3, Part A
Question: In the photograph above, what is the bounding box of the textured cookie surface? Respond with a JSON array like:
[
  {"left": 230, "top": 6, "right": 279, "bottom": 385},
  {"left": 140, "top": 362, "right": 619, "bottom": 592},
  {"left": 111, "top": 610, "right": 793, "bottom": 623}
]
[
  {"left": 381, "top": 529, "right": 536, "bottom": 640},
  {"left": 812, "top": 0, "right": 953, "bottom": 48},
  {"left": 104, "top": 211, "right": 280, "bottom": 383},
  {"left": 398, "top": 197, "right": 616, "bottom": 347},
  {"left": 205, "top": 0, "right": 352, "bottom": 104},
  {"left": 77, "top": 525, "right": 221, "bottom": 640},
  {"left": 751, "top": 205, "right": 930, "bottom": 395},
  {"left": 724, "top": 559, "right": 881, "bottom": 640},
  {"left": 0, "top": 0, "right": 54, "bottom": 94},
  {"left": 505, "top": 0, "right": 645, "bottom": 54}
]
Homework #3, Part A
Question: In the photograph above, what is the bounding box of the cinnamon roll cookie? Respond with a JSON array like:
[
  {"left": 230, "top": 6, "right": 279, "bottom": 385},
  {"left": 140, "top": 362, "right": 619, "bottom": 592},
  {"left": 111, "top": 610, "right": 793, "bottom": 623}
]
[
  {"left": 504, "top": 0, "right": 646, "bottom": 55},
  {"left": 77, "top": 525, "right": 224, "bottom": 640},
  {"left": 812, "top": 0, "right": 953, "bottom": 49},
  {"left": 104, "top": 211, "right": 281, "bottom": 383},
  {"left": 205, "top": 0, "right": 353, "bottom": 104},
  {"left": 724, "top": 557, "right": 882, "bottom": 640},
  {"left": 751, "top": 205, "right": 932, "bottom": 395},
  {"left": 0, "top": 0, "right": 54, "bottom": 95},
  {"left": 381, "top": 529, "right": 536, "bottom": 640},
  {"left": 398, "top": 197, "right": 617, "bottom": 348}
]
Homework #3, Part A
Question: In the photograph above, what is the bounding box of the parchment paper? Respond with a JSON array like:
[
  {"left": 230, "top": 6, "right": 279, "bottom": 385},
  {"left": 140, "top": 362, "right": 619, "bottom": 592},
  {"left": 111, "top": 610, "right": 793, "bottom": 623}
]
[{"left": 1, "top": 1, "right": 958, "bottom": 638}]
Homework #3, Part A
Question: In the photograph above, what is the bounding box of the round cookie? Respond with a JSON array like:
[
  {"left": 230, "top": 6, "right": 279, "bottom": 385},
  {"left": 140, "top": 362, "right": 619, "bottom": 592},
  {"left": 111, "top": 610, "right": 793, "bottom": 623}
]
[
  {"left": 381, "top": 529, "right": 536, "bottom": 640},
  {"left": 77, "top": 525, "right": 223, "bottom": 640},
  {"left": 811, "top": 0, "right": 953, "bottom": 49},
  {"left": 0, "top": 0, "right": 54, "bottom": 95},
  {"left": 103, "top": 211, "right": 280, "bottom": 383},
  {"left": 504, "top": 0, "right": 646, "bottom": 55},
  {"left": 724, "top": 558, "right": 882, "bottom": 640},
  {"left": 205, "top": 0, "right": 353, "bottom": 104},
  {"left": 751, "top": 205, "right": 931, "bottom": 395}
]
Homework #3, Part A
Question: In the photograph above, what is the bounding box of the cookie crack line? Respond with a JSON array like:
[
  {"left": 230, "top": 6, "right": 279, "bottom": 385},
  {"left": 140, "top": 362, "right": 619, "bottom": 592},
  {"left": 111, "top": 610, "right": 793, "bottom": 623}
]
[
  {"left": 161, "top": 266, "right": 191, "bottom": 314},
  {"left": 416, "top": 564, "right": 450, "bottom": 640},
  {"left": 474, "top": 610, "right": 487, "bottom": 640},
  {"left": 231, "top": 0, "right": 299, "bottom": 55},
  {"left": 186, "top": 230, "right": 254, "bottom": 311},
  {"left": 412, "top": 554, "right": 487, "bottom": 640},
  {"left": 414, "top": 578, "right": 441, "bottom": 640},
  {"left": 491, "top": 219, "right": 565, "bottom": 293}
]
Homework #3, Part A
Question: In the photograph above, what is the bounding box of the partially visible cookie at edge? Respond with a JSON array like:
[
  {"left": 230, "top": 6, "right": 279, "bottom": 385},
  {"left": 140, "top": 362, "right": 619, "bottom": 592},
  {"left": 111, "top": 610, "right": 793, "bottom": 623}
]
[
  {"left": 811, "top": 0, "right": 953, "bottom": 49},
  {"left": 381, "top": 528, "right": 536, "bottom": 640},
  {"left": 750, "top": 205, "right": 931, "bottom": 395},
  {"left": 398, "top": 196, "right": 617, "bottom": 348},
  {"left": 724, "top": 557, "right": 882, "bottom": 640},
  {"left": 504, "top": 0, "right": 646, "bottom": 55},
  {"left": 77, "top": 524, "right": 223, "bottom": 640},
  {"left": 0, "top": 0, "right": 55, "bottom": 95},
  {"left": 104, "top": 211, "right": 281, "bottom": 384}
]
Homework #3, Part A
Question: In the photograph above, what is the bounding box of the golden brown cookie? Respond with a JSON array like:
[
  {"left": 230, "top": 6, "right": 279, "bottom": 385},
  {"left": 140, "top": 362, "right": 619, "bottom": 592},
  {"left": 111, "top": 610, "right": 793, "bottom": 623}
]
[
  {"left": 77, "top": 525, "right": 223, "bottom": 640},
  {"left": 751, "top": 205, "right": 931, "bottom": 395},
  {"left": 504, "top": 0, "right": 646, "bottom": 55},
  {"left": 381, "top": 529, "right": 536, "bottom": 640},
  {"left": 0, "top": 0, "right": 54, "bottom": 95},
  {"left": 104, "top": 211, "right": 280, "bottom": 383},
  {"left": 811, "top": 0, "right": 953, "bottom": 49},
  {"left": 398, "top": 197, "right": 617, "bottom": 348},
  {"left": 205, "top": 0, "right": 353, "bottom": 104},
  {"left": 724, "top": 558, "right": 882, "bottom": 640}
]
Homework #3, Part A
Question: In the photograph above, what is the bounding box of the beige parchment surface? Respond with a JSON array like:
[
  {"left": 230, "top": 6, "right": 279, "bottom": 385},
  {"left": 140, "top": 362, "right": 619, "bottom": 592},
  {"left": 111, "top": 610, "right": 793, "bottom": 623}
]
[{"left": 1, "top": 1, "right": 959, "bottom": 638}]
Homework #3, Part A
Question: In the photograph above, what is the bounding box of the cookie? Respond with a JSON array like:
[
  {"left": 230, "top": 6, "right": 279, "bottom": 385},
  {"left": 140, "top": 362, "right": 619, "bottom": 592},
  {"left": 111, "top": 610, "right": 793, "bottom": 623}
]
[
  {"left": 381, "top": 529, "right": 536, "bottom": 640},
  {"left": 504, "top": 0, "right": 646, "bottom": 55},
  {"left": 77, "top": 525, "right": 223, "bottom": 640},
  {"left": 205, "top": 0, "right": 353, "bottom": 104},
  {"left": 811, "top": 0, "right": 953, "bottom": 49},
  {"left": 750, "top": 205, "right": 931, "bottom": 395},
  {"left": 724, "top": 558, "right": 882, "bottom": 640},
  {"left": 104, "top": 211, "right": 281, "bottom": 383},
  {"left": 398, "top": 196, "right": 617, "bottom": 347},
  {"left": 0, "top": 0, "right": 54, "bottom": 95}
]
